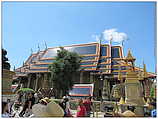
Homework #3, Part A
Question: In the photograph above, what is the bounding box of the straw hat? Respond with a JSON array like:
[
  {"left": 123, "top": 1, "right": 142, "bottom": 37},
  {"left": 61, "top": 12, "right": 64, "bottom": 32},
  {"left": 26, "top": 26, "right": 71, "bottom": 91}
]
[
  {"left": 40, "top": 97, "right": 51, "bottom": 104},
  {"left": 45, "top": 101, "right": 64, "bottom": 117},
  {"left": 32, "top": 104, "right": 48, "bottom": 117},
  {"left": 32, "top": 101, "right": 64, "bottom": 117},
  {"left": 122, "top": 110, "right": 136, "bottom": 117}
]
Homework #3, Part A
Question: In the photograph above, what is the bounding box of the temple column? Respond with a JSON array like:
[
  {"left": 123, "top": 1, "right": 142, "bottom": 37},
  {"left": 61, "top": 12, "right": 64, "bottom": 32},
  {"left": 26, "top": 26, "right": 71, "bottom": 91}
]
[
  {"left": 80, "top": 71, "right": 84, "bottom": 83},
  {"left": 90, "top": 72, "right": 93, "bottom": 83},
  {"left": 35, "top": 73, "right": 40, "bottom": 91},
  {"left": 49, "top": 74, "right": 53, "bottom": 88},
  {"left": 27, "top": 74, "right": 31, "bottom": 88},
  {"left": 41, "top": 74, "right": 44, "bottom": 88},
  {"left": 43, "top": 73, "right": 49, "bottom": 88}
]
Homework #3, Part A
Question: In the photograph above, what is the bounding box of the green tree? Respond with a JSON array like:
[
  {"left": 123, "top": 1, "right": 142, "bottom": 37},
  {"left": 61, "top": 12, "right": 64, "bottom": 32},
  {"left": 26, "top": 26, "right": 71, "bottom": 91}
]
[
  {"left": 2, "top": 48, "right": 10, "bottom": 70},
  {"left": 48, "top": 47, "right": 82, "bottom": 98}
]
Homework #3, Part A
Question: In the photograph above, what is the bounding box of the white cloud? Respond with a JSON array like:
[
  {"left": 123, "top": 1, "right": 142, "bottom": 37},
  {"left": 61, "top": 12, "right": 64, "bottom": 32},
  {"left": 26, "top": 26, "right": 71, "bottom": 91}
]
[{"left": 102, "top": 28, "right": 128, "bottom": 43}]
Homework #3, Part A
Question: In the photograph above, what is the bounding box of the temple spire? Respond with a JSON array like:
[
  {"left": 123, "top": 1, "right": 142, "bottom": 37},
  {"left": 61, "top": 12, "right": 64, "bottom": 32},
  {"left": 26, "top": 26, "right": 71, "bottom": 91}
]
[
  {"left": 23, "top": 61, "right": 25, "bottom": 67},
  {"left": 143, "top": 61, "right": 147, "bottom": 72},
  {"left": 109, "top": 35, "right": 112, "bottom": 46},
  {"left": 44, "top": 41, "right": 47, "bottom": 50},
  {"left": 31, "top": 48, "right": 33, "bottom": 54},
  {"left": 124, "top": 49, "right": 136, "bottom": 70},
  {"left": 125, "top": 49, "right": 136, "bottom": 61},
  {"left": 13, "top": 65, "right": 15, "bottom": 71},
  {"left": 138, "top": 64, "right": 143, "bottom": 80},
  {"left": 143, "top": 62, "right": 148, "bottom": 78},
  {"left": 122, "top": 40, "right": 124, "bottom": 47},
  {"left": 38, "top": 43, "right": 40, "bottom": 52}
]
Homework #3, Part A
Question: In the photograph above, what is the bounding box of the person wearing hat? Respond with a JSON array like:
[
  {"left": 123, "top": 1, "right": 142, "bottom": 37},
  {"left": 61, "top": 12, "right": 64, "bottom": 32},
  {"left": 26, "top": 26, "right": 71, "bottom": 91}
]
[
  {"left": 29, "top": 97, "right": 50, "bottom": 117},
  {"left": 19, "top": 93, "right": 35, "bottom": 117},
  {"left": 59, "top": 96, "right": 72, "bottom": 117},
  {"left": 39, "top": 97, "right": 51, "bottom": 105},
  {"left": 122, "top": 106, "right": 136, "bottom": 117},
  {"left": 30, "top": 100, "right": 64, "bottom": 117},
  {"left": 114, "top": 105, "right": 136, "bottom": 117}
]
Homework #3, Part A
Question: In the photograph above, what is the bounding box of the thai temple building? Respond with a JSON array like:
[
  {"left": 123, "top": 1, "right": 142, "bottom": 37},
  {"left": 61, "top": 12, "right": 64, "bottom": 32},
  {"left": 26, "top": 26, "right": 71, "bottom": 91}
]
[{"left": 13, "top": 42, "right": 156, "bottom": 100}]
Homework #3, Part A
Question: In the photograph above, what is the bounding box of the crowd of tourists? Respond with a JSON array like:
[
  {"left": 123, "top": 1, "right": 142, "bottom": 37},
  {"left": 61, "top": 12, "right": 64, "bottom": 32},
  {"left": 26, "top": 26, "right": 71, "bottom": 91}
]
[
  {"left": 2, "top": 93, "right": 93, "bottom": 118},
  {"left": 2, "top": 93, "right": 156, "bottom": 118}
]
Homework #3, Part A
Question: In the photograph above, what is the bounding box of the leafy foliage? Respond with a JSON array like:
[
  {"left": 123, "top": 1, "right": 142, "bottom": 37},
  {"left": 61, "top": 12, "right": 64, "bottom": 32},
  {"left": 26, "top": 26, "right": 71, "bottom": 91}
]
[
  {"left": 150, "top": 87, "right": 155, "bottom": 98},
  {"left": 48, "top": 47, "right": 82, "bottom": 98},
  {"left": 2, "top": 48, "right": 10, "bottom": 70}
]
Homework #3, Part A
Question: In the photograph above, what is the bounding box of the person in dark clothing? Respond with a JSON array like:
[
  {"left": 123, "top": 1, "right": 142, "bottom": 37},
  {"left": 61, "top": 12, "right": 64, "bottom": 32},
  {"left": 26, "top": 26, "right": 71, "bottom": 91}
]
[
  {"left": 30, "top": 96, "right": 35, "bottom": 108},
  {"left": 127, "top": 106, "right": 136, "bottom": 112},
  {"left": 19, "top": 101, "right": 29, "bottom": 117},
  {"left": 2, "top": 102, "right": 10, "bottom": 117},
  {"left": 19, "top": 93, "right": 35, "bottom": 117},
  {"left": 59, "top": 98, "right": 68, "bottom": 117},
  {"left": 7, "top": 99, "right": 12, "bottom": 114},
  {"left": 59, "top": 96, "right": 73, "bottom": 117}
]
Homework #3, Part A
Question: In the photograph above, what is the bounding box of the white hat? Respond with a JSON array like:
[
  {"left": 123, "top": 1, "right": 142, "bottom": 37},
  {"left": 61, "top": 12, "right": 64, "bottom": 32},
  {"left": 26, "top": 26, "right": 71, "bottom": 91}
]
[
  {"left": 32, "top": 101, "right": 64, "bottom": 117},
  {"left": 122, "top": 110, "right": 136, "bottom": 117}
]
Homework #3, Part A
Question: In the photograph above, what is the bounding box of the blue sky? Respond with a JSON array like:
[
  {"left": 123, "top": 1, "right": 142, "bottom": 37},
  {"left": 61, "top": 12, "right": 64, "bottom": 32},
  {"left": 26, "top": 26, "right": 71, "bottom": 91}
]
[{"left": 2, "top": 2, "right": 156, "bottom": 73}]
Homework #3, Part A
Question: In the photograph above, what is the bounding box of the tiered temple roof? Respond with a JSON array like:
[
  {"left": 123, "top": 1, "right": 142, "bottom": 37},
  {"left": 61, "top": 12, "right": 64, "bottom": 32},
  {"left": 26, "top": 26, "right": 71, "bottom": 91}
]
[{"left": 15, "top": 42, "right": 156, "bottom": 78}]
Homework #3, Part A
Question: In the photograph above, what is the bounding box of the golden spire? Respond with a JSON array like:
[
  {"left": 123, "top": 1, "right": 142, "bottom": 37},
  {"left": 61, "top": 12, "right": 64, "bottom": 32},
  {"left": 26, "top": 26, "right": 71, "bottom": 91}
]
[
  {"left": 124, "top": 49, "right": 136, "bottom": 71},
  {"left": 118, "top": 67, "right": 123, "bottom": 81},
  {"left": 119, "top": 97, "right": 125, "bottom": 104},
  {"left": 137, "top": 64, "right": 143, "bottom": 80},
  {"left": 146, "top": 98, "right": 151, "bottom": 105},
  {"left": 125, "top": 49, "right": 136, "bottom": 62},
  {"left": 143, "top": 62, "right": 148, "bottom": 78}
]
